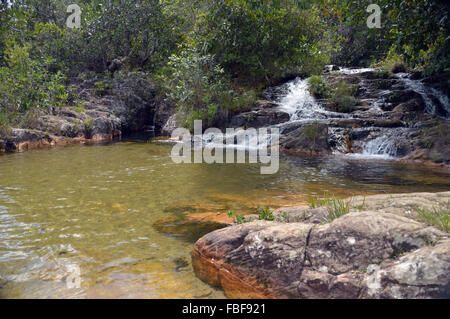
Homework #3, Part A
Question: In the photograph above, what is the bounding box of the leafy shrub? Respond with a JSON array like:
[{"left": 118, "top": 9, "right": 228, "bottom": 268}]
[
  {"left": 307, "top": 76, "right": 330, "bottom": 98},
  {"left": 202, "top": 0, "right": 329, "bottom": 84},
  {"left": 0, "top": 41, "right": 68, "bottom": 127},
  {"left": 0, "top": 111, "right": 12, "bottom": 138},
  {"left": 161, "top": 46, "right": 234, "bottom": 130},
  {"left": 375, "top": 47, "right": 408, "bottom": 73},
  {"left": 228, "top": 211, "right": 251, "bottom": 224},
  {"left": 94, "top": 81, "right": 111, "bottom": 96},
  {"left": 257, "top": 206, "right": 275, "bottom": 221},
  {"left": 329, "top": 81, "right": 358, "bottom": 112}
]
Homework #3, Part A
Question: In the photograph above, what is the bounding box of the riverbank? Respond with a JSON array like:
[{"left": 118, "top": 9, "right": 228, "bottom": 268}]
[
  {"left": 2, "top": 68, "right": 449, "bottom": 171},
  {"left": 192, "top": 192, "right": 450, "bottom": 299}
]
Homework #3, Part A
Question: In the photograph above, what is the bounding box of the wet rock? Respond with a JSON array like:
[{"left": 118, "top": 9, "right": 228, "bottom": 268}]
[
  {"left": 229, "top": 109, "right": 290, "bottom": 128},
  {"left": 393, "top": 99, "right": 425, "bottom": 113},
  {"left": 192, "top": 193, "right": 450, "bottom": 299},
  {"left": 281, "top": 123, "right": 331, "bottom": 155},
  {"left": 386, "top": 90, "right": 423, "bottom": 105},
  {"left": 254, "top": 100, "right": 278, "bottom": 109}
]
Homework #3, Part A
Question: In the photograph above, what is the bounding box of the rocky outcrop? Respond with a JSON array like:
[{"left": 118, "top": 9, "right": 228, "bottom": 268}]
[
  {"left": 229, "top": 99, "right": 290, "bottom": 128},
  {"left": 280, "top": 122, "right": 331, "bottom": 155},
  {"left": 0, "top": 72, "right": 170, "bottom": 153},
  {"left": 230, "top": 109, "right": 290, "bottom": 129},
  {"left": 192, "top": 192, "right": 450, "bottom": 299},
  {"left": 315, "top": 71, "right": 449, "bottom": 166}
]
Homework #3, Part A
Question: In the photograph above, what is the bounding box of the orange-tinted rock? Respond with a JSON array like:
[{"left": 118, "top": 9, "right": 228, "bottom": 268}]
[{"left": 192, "top": 204, "right": 450, "bottom": 299}]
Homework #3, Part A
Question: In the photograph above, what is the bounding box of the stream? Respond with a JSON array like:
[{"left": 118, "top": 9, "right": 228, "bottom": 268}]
[{"left": 0, "top": 68, "right": 449, "bottom": 298}]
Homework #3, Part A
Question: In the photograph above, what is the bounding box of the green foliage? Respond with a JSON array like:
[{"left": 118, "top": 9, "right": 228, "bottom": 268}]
[
  {"left": 257, "top": 206, "right": 275, "bottom": 221},
  {"left": 94, "top": 81, "right": 111, "bottom": 97},
  {"left": 307, "top": 76, "right": 330, "bottom": 98},
  {"left": 228, "top": 211, "right": 251, "bottom": 224},
  {"left": 0, "top": 110, "right": 12, "bottom": 139},
  {"left": 326, "top": 197, "right": 351, "bottom": 222},
  {"left": 0, "top": 0, "right": 448, "bottom": 134},
  {"left": 308, "top": 193, "right": 351, "bottom": 222},
  {"left": 374, "top": 47, "right": 408, "bottom": 73},
  {"left": 227, "top": 206, "right": 275, "bottom": 224},
  {"left": 415, "top": 201, "right": 449, "bottom": 233},
  {"left": 354, "top": 197, "right": 366, "bottom": 212},
  {"left": 83, "top": 118, "right": 94, "bottom": 138},
  {"left": 201, "top": 0, "right": 329, "bottom": 84},
  {"left": 0, "top": 41, "right": 68, "bottom": 127},
  {"left": 326, "top": 0, "right": 449, "bottom": 74},
  {"left": 161, "top": 45, "right": 233, "bottom": 130},
  {"left": 329, "top": 81, "right": 358, "bottom": 112}
]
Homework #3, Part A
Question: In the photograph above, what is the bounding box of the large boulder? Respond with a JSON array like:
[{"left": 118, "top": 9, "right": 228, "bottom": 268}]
[
  {"left": 229, "top": 109, "right": 290, "bottom": 128},
  {"left": 281, "top": 122, "right": 331, "bottom": 155},
  {"left": 192, "top": 193, "right": 450, "bottom": 299}
]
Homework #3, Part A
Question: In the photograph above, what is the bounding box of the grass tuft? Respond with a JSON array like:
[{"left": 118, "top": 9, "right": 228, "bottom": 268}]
[{"left": 414, "top": 201, "right": 449, "bottom": 232}]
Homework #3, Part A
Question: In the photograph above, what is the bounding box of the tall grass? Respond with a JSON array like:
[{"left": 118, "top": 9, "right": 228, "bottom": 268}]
[
  {"left": 308, "top": 193, "right": 351, "bottom": 222},
  {"left": 415, "top": 201, "right": 449, "bottom": 232}
]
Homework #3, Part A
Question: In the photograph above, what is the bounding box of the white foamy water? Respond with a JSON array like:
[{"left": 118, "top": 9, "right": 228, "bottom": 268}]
[
  {"left": 396, "top": 73, "right": 450, "bottom": 119},
  {"left": 205, "top": 69, "right": 448, "bottom": 158},
  {"left": 338, "top": 67, "right": 375, "bottom": 75},
  {"left": 276, "top": 78, "right": 344, "bottom": 121}
]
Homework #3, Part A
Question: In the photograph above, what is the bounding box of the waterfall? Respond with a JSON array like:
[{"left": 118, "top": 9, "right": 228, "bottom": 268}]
[
  {"left": 276, "top": 78, "right": 344, "bottom": 121},
  {"left": 200, "top": 67, "right": 448, "bottom": 159},
  {"left": 361, "top": 134, "right": 397, "bottom": 159},
  {"left": 396, "top": 73, "right": 450, "bottom": 119},
  {"left": 277, "top": 78, "right": 325, "bottom": 120}
]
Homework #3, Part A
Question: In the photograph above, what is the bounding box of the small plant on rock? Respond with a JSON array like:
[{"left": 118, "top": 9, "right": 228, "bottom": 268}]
[
  {"left": 228, "top": 211, "right": 249, "bottom": 224},
  {"left": 414, "top": 201, "right": 449, "bottom": 233},
  {"left": 257, "top": 206, "right": 275, "bottom": 221},
  {"left": 326, "top": 198, "right": 351, "bottom": 222},
  {"left": 307, "top": 75, "right": 330, "bottom": 98}
]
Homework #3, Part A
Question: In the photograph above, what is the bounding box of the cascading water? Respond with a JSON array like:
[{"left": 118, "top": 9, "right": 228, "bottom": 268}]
[
  {"left": 277, "top": 78, "right": 332, "bottom": 120},
  {"left": 361, "top": 130, "right": 400, "bottom": 159},
  {"left": 201, "top": 67, "right": 448, "bottom": 159},
  {"left": 396, "top": 73, "right": 450, "bottom": 119}
]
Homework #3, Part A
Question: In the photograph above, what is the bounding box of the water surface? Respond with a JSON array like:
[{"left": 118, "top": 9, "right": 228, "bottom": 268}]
[{"left": 0, "top": 140, "right": 449, "bottom": 298}]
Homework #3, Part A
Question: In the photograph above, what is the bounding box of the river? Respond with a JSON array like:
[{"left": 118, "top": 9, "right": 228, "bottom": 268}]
[{"left": 0, "top": 140, "right": 449, "bottom": 298}]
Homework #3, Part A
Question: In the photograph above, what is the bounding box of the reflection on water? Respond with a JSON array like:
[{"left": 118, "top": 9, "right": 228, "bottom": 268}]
[{"left": 0, "top": 140, "right": 449, "bottom": 298}]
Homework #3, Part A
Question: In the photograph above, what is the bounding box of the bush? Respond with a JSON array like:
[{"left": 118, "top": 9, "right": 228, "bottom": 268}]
[
  {"left": 202, "top": 0, "right": 329, "bottom": 84},
  {"left": 374, "top": 47, "right": 408, "bottom": 73},
  {"left": 0, "top": 111, "right": 12, "bottom": 139},
  {"left": 0, "top": 41, "right": 68, "bottom": 127},
  {"left": 161, "top": 45, "right": 235, "bottom": 130},
  {"left": 307, "top": 76, "right": 330, "bottom": 98},
  {"left": 329, "top": 81, "right": 358, "bottom": 112},
  {"left": 391, "top": 62, "right": 407, "bottom": 74}
]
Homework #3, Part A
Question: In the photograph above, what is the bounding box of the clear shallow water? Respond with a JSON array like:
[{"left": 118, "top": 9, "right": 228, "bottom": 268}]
[{"left": 0, "top": 140, "right": 449, "bottom": 298}]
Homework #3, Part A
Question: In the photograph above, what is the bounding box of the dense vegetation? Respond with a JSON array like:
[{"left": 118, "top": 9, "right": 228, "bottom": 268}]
[{"left": 0, "top": 0, "right": 448, "bottom": 134}]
